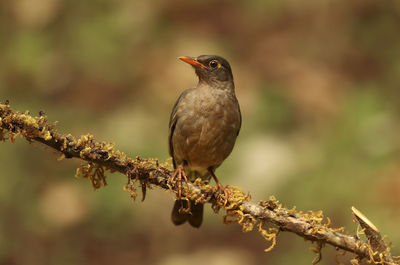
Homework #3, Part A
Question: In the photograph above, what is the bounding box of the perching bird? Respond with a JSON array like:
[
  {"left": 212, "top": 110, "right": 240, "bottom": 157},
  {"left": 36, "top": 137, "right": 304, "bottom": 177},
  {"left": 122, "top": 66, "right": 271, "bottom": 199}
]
[{"left": 168, "top": 55, "right": 241, "bottom": 228}]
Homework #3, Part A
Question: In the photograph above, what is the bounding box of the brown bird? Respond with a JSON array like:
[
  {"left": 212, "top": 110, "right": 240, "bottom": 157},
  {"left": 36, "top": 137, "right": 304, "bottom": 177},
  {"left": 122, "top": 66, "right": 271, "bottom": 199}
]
[{"left": 169, "top": 55, "right": 241, "bottom": 227}]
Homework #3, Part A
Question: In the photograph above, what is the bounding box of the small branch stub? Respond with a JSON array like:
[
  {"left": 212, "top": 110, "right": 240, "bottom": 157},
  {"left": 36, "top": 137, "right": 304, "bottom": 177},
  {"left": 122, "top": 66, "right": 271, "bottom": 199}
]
[{"left": 352, "top": 206, "right": 395, "bottom": 264}]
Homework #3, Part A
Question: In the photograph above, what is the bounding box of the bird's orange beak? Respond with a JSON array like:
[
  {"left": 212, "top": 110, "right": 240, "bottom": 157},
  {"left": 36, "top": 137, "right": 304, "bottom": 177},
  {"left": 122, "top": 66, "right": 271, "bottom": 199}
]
[{"left": 179, "top": 56, "right": 206, "bottom": 68}]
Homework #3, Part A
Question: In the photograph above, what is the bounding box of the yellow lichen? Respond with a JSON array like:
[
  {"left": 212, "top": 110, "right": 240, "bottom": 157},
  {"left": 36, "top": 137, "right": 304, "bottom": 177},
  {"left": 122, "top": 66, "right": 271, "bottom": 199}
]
[
  {"left": 258, "top": 222, "right": 278, "bottom": 252},
  {"left": 75, "top": 163, "right": 107, "bottom": 190},
  {"left": 57, "top": 153, "right": 66, "bottom": 161},
  {"left": 310, "top": 242, "right": 324, "bottom": 265},
  {"left": 124, "top": 181, "right": 138, "bottom": 201},
  {"left": 0, "top": 105, "right": 56, "bottom": 143}
]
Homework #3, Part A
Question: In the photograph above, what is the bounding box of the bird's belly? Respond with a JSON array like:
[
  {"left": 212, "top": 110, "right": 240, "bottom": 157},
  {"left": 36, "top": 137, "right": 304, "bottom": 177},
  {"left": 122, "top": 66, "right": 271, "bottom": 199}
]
[{"left": 173, "top": 108, "right": 239, "bottom": 170}]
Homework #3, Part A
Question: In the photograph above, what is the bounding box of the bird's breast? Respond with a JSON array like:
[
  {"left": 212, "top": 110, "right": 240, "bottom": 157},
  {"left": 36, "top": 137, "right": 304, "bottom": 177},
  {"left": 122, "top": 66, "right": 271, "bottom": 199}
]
[{"left": 172, "top": 88, "right": 240, "bottom": 170}]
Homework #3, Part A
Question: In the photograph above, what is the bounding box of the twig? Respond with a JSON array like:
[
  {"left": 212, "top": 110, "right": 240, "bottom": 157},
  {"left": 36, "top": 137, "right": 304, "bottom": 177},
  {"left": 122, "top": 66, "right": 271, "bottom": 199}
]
[
  {"left": 352, "top": 207, "right": 395, "bottom": 264},
  {"left": 0, "top": 102, "right": 398, "bottom": 265}
]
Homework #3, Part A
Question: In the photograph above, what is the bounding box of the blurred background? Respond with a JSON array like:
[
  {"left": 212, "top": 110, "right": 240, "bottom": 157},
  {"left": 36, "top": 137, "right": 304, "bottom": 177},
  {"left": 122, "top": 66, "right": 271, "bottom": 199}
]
[{"left": 1, "top": 0, "right": 400, "bottom": 264}]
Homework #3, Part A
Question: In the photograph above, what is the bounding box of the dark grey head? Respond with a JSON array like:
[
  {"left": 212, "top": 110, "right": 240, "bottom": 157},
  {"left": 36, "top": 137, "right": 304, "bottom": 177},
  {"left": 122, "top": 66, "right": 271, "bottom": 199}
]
[{"left": 179, "top": 55, "right": 234, "bottom": 85}]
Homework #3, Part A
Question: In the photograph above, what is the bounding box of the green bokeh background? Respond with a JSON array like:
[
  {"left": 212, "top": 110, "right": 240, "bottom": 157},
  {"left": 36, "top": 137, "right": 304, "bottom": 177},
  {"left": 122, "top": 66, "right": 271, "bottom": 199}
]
[{"left": 1, "top": 0, "right": 400, "bottom": 264}]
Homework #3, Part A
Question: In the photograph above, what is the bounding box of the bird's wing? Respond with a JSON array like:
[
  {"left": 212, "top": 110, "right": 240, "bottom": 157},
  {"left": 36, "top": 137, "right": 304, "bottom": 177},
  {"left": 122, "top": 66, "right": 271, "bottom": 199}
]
[
  {"left": 236, "top": 98, "right": 242, "bottom": 136},
  {"left": 168, "top": 88, "right": 193, "bottom": 168}
]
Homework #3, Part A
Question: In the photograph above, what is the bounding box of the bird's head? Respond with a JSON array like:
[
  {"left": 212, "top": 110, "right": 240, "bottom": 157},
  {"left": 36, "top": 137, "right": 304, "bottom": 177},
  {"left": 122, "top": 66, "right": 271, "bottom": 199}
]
[{"left": 179, "top": 55, "right": 234, "bottom": 86}]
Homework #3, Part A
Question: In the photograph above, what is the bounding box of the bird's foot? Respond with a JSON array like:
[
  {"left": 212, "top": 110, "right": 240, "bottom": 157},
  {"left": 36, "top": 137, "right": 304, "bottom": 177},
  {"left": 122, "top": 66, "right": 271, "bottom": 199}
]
[
  {"left": 171, "top": 164, "right": 188, "bottom": 200},
  {"left": 216, "top": 182, "right": 232, "bottom": 206},
  {"left": 208, "top": 169, "right": 232, "bottom": 205}
]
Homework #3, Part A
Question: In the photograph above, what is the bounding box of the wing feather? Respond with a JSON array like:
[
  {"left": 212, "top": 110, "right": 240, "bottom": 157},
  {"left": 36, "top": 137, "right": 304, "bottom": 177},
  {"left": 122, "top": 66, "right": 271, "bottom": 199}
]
[{"left": 168, "top": 88, "right": 193, "bottom": 168}]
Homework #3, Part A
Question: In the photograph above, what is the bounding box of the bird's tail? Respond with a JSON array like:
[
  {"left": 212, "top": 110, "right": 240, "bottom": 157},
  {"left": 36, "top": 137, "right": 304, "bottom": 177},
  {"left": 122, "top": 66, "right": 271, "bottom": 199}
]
[{"left": 171, "top": 199, "right": 204, "bottom": 228}]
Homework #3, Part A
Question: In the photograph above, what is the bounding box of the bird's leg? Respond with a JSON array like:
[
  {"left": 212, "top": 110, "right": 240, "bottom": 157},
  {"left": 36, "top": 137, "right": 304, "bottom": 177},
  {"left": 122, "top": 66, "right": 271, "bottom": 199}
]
[
  {"left": 171, "top": 163, "right": 188, "bottom": 200},
  {"left": 208, "top": 169, "right": 231, "bottom": 204}
]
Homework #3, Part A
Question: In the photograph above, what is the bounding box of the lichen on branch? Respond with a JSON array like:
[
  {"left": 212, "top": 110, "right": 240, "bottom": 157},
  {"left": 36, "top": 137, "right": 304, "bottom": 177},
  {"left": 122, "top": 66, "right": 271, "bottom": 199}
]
[{"left": 0, "top": 102, "right": 398, "bottom": 265}]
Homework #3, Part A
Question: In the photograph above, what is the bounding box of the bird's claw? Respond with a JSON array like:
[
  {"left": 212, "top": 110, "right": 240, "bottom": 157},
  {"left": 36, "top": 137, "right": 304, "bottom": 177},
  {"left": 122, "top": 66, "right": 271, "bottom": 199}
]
[
  {"left": 208, "top": 169, "right": 232, "bottom": 206},
  {"left": 216, "top": 182, "right": 232, "bottom": 206},
  {"left": 171, "top": 164, "right": 188, "bottom": 200}
]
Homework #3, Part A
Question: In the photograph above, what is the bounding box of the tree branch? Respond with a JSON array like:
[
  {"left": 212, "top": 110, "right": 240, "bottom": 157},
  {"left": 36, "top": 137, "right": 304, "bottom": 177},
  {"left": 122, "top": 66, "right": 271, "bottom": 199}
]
[{"left": 0, "top": 102, "right": 398, "bottom": 265}]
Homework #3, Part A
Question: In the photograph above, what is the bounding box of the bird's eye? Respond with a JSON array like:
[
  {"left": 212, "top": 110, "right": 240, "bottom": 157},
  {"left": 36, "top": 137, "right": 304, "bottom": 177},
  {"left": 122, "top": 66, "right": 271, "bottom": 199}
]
[{"left": 209, "top": 60, "right": 219, "bottom": 68}]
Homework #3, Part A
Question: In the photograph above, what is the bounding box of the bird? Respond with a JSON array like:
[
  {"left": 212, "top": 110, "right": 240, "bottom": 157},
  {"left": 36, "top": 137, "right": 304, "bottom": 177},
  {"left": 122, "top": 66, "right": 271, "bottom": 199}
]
[{"left": 168, "top": 55, "right": 241, "bottom": 228}]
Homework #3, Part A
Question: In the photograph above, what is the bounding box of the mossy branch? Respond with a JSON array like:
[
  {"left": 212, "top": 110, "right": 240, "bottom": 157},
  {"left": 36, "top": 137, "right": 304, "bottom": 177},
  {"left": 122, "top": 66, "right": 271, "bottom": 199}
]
[{"left": 0, "top": 102, "right": 398, "bottom": 265}]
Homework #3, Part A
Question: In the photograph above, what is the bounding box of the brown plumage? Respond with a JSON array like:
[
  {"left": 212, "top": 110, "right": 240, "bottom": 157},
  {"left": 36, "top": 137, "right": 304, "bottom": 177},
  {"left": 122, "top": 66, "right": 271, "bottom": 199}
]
[{"left": 169, "top": 55, "right": 241, "bottom": 228}]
